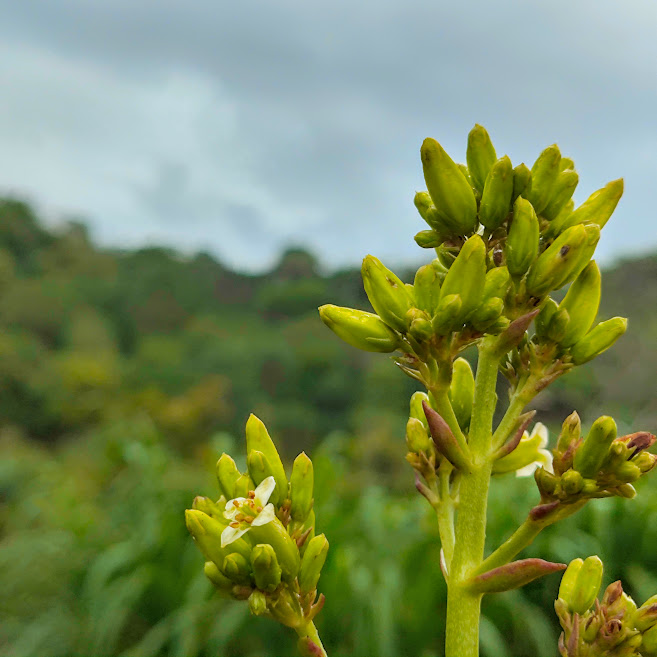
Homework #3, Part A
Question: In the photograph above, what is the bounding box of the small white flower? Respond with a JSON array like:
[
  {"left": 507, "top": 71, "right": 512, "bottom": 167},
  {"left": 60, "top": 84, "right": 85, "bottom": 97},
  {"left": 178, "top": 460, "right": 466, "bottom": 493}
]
[
  {"left": 515, "top": 423, "right": 554, "bottom": 477},
  {"left": 220, "top": 476, "right": 277, "bottom": 547}
]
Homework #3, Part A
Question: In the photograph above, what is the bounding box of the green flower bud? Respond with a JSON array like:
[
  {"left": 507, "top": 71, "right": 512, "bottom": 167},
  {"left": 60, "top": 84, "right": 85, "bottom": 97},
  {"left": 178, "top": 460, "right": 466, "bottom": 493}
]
[
  {"left": 414, "top": 229, "right": 445, "bottom": 249},
  {"left": 557, "top": 261, "right": 601, "bottom": 347},
  {"left": 185, "top": 509, "right": 251, "bottom": 566},
  {"left": 407, "top": 308, "right": 434, "bottom": 342},
  {"left": 634, "top": 451, "right": 657, "bottom": 474},
  {"left": 245, "top": 414, "right": 288, "bottom": 503},
  {"left": 541, "top": 169, "right": 579, "bottom": 222},
  {"left": 432, "top": 294, "right": 463, "bottom": 335},
  {"left": 234, "top": 473, "right": 255, "bottom": 498},
  {"left": 248, "top": 516, "right": 300, "bottom": 582},
  {"left": 555, "top": 178, "right": 624, "bottom": 233},
  {"left": 511, "top": 163, "right": 531, "bottom": 203},
  {"left": 569, "top": 556, "right": 603, "bottom": 614},
  {"left": 409, "top": 391, "right": 430, "bottom": 429},
  {"left": 192, "top": 496, "right": 225, "bottom": 521},
  {"left": 466, "top": 124, "right": 497, "bottom": 194},
  {"left": 525, "top": 224, "right": 588, "bottom": 297},
  {"left": 486, "top": 316, "right": 511, "bottom": 334},
  {"left": 617, "top": 483, "right": 637, "bottom": 498},
  {"left": 216, "top": 454, "right": 241, "bottom": 500},
  {"left": 545, "top": 308, "right": 570, "bottom": 343},
  {"left": 251, "top": 543, "right": 283, "bottom": 592},
  {"left": 319, "top": 304, "right": 401, "bottom": 353},
  {"left": 556, "top": 411, "right": 582, "bottom": 454},
  {"left": 248, "top": 589, "right": 268, "bottom": 616},
  {"left": 635, "top": 595, "right": 657, "bottom": 632},
  {"left": 361, "top": 255, "right": 414, "bottom": 332},
  {"left": 570, "top": 317, "right": 628, "bottom": 365},
  {"left": 298, "top": 534, "right": 330, "bottom": 594},
  {"left": 603, "top": 441, "right": 629, "bottom": 472},
  {"left": 439, "top": 235, "right": 487, "bottom": 322},
  {"left": 558, "top": 558, "right": 583, "bottom": 603},
  {"left": 606, "top": 585, "right": 638, "bottom": 618},
  {"left": 550, "top": 198, "right": 575, "bottom": 237},
  {"left": 406, "top": 417, "right": 433, "bottom": 455},
  {"left": 204, "top": 561, "right": 234, "bottom": 594},
  {"left": 643, "top": 625, "right": 657, "bottom": 657},
  {"left": 414, "top": 261, "right": 444, "bottom": 315},
  {"left": 457, "top": 163, "right": 476, "bottom": 190},
  {"left": 615, "top": 461, "right": 642, "bottom": 483},
  {"left": 414, "top": 191, "right": 434, "bottom": 223},
  {"left": 535, "top": 467, "right": 559, "bottom": 496},
  {"left": 534, "top": 297, "right": 559, "bottom": 337},
  {"left": 479, "top": 155, "right": 514, "bottom": 231},
  {"left": 559, "top": 157, "right": 575, "bottom": 171},
  {"left": 290, "top": 452, "right": 314, "bottom": 523},
  {"left": 574, "top": 415, "right": 617, "bottom": 478},
  {"left": 421, "top": 137, "right": 478, "bottom": 234},
  {"left": 483, "top": 266, "right": 511, "bottom": 300},
  {"left": 247, "top": 451, "right": 284, "bottom": 506},
  {"left": 449, "top": 358, "right": 475, "bottom": 431},
  {"left": 506, "top": 197, "right": 539, "bottom": 278},
  {"left": 470, "top": 297, "right": 505, "bottom": 331},
  {"left": 561, "top": 469, "right": 584, "bottom": 496},
  {"left": 550, "top": 223, "right": 600, "bottom": 292},
  {"left": 221, "top": 552, "right": 252, "bottom": 585},
  {"left": 523, "top": 144, "right": 562, "bottom": 214},
  {"left": 435, "top": 244, "right": 459, "bottom": 269}
]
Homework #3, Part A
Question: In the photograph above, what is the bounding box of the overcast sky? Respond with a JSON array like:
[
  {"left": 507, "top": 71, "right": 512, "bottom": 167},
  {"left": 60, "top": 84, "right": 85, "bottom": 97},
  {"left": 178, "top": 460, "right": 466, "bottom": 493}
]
[{"left": 0, "top": 1, "right": 655, "bottom": 272}]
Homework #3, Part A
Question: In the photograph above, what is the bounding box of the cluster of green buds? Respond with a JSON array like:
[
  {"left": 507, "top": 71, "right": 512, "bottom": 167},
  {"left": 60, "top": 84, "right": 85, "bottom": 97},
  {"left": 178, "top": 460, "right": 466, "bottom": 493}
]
[
  {"left": 319, "top": 125, "right": 627, "bottom": 392},
  {"left": 531, "top": 412, "right": 656, "bottom": 520},
  {"left": 185, "top": 414, "right": 328, "bottom": 657},
  {"left": 556, "top": 557, "right": 657, "bottom": 656}
]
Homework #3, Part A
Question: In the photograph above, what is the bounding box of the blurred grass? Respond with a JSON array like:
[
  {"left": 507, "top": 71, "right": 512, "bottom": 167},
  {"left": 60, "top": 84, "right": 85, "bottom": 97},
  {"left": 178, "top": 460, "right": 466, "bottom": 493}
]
[{"left": 2, "top": 418, "right": 657, "bottom": 657}]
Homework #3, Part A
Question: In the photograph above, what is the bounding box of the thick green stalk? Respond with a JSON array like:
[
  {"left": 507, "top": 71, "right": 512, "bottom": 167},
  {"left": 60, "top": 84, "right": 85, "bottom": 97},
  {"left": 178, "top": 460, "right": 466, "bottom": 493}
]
[
  {"left": 444, "top": 337, "right": 499, "bottom": 657},
  {"left": 296, "top": 621, "right": 327, "bottom": 657}
]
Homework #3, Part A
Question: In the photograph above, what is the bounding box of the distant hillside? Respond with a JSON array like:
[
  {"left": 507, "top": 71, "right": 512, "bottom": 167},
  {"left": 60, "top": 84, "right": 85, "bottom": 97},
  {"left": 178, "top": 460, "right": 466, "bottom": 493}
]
[{"left": 0, "top": 196, "right": 654, "bottom": 459}]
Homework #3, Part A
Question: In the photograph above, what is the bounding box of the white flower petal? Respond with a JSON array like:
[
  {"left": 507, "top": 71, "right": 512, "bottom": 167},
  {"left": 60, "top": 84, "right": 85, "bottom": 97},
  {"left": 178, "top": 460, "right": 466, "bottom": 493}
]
[
  {"left": 515, "top": 461, "right": 540, "bottom": 478},
  {"left": 531, "top": 423, "right": 549, "bottom": 448},
  {"left": 254, "top": 476, "right": 276, "bottom": 505},
  {"left": 252, "top": 503, "right": 276, "bottom": 527},
  {"left": 221, "top": 524, "right": 249, "bottom": 548},
  {"left": 538, "top": 449, "right": 554, "bottom": 473}
]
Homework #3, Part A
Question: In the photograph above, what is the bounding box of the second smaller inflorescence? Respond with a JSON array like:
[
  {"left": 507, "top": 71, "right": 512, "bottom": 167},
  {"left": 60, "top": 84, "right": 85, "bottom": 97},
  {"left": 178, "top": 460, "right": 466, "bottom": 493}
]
[{"left": 185, "top": 414, "right": 328, "bottom": 657}]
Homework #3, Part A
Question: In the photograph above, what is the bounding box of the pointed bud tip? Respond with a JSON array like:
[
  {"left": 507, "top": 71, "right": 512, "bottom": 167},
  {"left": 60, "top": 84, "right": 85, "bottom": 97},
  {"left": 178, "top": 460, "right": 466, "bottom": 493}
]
[{"left": 185, "top": 509, "right": 207, "bottom": 535}]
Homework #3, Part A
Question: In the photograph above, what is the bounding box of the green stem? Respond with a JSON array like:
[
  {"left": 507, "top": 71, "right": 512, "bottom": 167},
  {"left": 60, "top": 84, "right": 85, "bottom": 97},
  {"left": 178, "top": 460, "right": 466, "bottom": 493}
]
[
  {"left": 296, "top": 621, "right": 327, "bottom": 657},
  {"left": 491, "top": 377, "right": 537, "bottom": 450},
  {"left": 444, "top": 337, "right": 499, "bottom": 657},
  {"left": 437, "top": 464, "right": 455, "bottom": 566},
  {"left": 475, "top": 518, "right": 543, "bottom": 574},
  {"left": 475, "top": 500, "right": 587, "bottom": 575}
]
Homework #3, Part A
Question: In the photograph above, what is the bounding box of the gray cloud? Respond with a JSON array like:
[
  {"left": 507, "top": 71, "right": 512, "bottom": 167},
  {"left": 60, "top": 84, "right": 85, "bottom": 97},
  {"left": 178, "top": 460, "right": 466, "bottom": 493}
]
[{"left": 0, "top": 0, "right": 654, "bottom": 271}]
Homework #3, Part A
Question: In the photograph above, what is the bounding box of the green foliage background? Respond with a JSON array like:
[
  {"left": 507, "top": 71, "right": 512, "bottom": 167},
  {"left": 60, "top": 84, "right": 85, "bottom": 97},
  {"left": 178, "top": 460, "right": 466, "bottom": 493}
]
[{"left": 0, "top": 198, "right": 655, "bottom": 656}]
